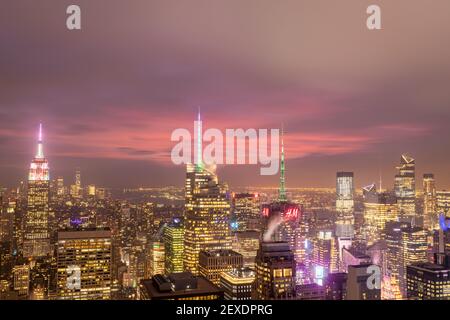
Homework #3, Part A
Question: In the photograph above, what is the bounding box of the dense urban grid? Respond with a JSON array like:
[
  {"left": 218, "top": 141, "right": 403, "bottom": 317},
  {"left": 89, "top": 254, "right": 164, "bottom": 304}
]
[{"left": 0, "top": 122, "right": 449, "bottom": 301}]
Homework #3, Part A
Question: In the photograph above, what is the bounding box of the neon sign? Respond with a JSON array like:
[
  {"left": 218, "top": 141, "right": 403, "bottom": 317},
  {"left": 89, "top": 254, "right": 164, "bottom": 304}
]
[
  {"left": 284, "top": 207, "right": 299, "bottom": 220},
  {"left": 439, "top": 214, "right": 450, "bottom": 231}
]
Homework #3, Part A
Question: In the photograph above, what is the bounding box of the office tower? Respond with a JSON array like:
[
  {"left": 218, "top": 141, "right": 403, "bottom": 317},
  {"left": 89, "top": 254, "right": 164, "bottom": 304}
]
[
  {"left": 261, "top": 136, "right": 303, "bottom": 265},
  {"left": 231, "top": 230, "right": 260, "bottom": 268},
  {"left": 437, "top": 190, "right": 450, "bottom": 216},
  {"left": 23, "top": 124, "right": 51, "bottom": 258},
  {"left": 407, "top": 253, "right": 450, "bottom": 300},
  {"left": 325, "top": 272, "right": 347, "bottom": 300},
  {"left": 346, "top": 264, "right": 381, "bottom": 300},
  {"left": 220, "top": 267, "right": 255, "bottom": 300},
  {"left": 363, "top": 184, "right": 398, "bottom": 245},
  {"left": 311, "top": 230, "right": 339, "bottom": 284},
  {"left": 56, "top": 228, "right": 112, "bottom": 300},
  {"left": 147, "top": 239, "right": 165, "bottom": 277},
  {"left": 394, "top": 155, "right": 416, "bottom": 222},
  {"left": 184, "top": 113, "right": 232, "bottom": 275},
  {"left": 163, "top": 218, "right": 184, "bottom": 274},
  {"left": 254, "top": 242, "right": 296, "bottom": 300},
  {"left": 335, "top": 172, "right": 355, "bottom": 238},
  {"left": 384, "top": 221, "right": 411, "bottom": 300},
  {"left": 232, "top": 193, "right": 261, "bottom": 231},
  {"left": 139, "top": 272, "right": 224, "bottom": 300},
  {"left": 198, "top": 250, "right": 243, "bottom": 285},
  {"left": 398, "top": 226, "right": 428, "bottom": 298},
  {"left": 423, "top": 174, "right": 437, "bottom": 230},
  {"left": 12, "top": 264, "right": 30, "bottom": 298},
  {"left": 296, "top": 283, "right": 326, "bottom": 300}
]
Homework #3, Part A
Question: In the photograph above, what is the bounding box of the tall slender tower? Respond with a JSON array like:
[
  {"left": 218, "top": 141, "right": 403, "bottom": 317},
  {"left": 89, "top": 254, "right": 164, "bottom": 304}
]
[
  {"left": 423, "top": 174, "right": 437, "bottom": 230},
  {"left": 184, "top": 113, "right": 232, "bottom": 275},
  {"left": 278, "top": 126, "right": 287, "bottom": 202},
  {"left": 24, "top": 124, "right": 51, "bottom": 258},
  {"left": 394, "top": 155, "right": 416, "bottom": 223},
  {"left": 335, "top": 172, "right": 355, "bottom": 238}
]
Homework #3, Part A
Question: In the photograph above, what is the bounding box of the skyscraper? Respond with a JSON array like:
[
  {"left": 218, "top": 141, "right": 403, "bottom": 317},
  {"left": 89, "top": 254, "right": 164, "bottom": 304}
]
[
  {"left": 254, "top": 241, "right": 296, "bottom": 300},
  {"left": 407, "top": 253, "right": 450, "bottom": 300},
  {"left": 394, "top": 155, "right": 416, "bottom": 222},
  {"left": 56, "top": 228, "right": 112, "bottom": 300},
  {"left": 183, "top": 112, "right": 232, "bottom": 275},
  {"left": 362, "top": 184, "right": 398, "bottom": 245},
  {"left": 335, "top": 172, "right": 355, "bottom": 238},
  {"left": 398, "top": 226, "right": 428, "bottom": 298},
  {"left": 384, "top": 221, "right": 410, "bottom": 300},
  {"left": 23, "top": 124, "right": 51, "bottom": 258},
  {"left": 232, "top": 193, "right": 261, "bottom": 231},
  {"left": 261, "top": 131, "right": 303, "bottom": 264},
  {"left": 311, "top": 230, "right": 339, "bottom": 284},
  {"left": 163, "top": 218, "right": 185, "bottom": 274},
  {"left": 423, "top": 174, "right": 437, "bottom": 230}
]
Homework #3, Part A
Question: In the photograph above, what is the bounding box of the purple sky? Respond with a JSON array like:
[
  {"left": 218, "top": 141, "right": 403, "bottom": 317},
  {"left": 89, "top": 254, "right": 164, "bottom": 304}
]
[{"left": 1, "top": 1, "right": 449, "bottom": 189}]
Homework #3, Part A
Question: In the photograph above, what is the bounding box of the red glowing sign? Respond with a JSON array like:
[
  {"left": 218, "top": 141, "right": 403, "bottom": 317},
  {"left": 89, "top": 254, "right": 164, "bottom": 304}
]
[
  {"left": 262, "top": 207, "right": 269, "bottom": 217},
  {"left": 284, "top": 207, "right": 299, "bottom": 220}
]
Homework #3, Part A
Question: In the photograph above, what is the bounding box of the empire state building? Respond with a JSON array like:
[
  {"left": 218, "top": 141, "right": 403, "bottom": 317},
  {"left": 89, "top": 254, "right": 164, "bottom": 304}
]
[{"left": 23, "top": 124, "right": 51, "bottom": 258}]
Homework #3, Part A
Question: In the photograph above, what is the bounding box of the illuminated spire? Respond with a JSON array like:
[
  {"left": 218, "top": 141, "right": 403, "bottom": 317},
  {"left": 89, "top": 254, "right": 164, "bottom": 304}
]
[
  {"left": 195, "top": 107, "right": 203, "bottom": 171},
  {"left": 278, "top": 125, "right": 287, "bottom": 202},
  {"left": 36, "top": 123, "right": 44, "bottom": 158}
]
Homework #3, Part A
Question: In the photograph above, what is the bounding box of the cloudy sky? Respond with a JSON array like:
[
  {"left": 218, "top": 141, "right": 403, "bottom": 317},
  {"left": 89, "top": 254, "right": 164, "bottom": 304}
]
[{"left": 0, "top": 0, "right": 449, "bottom": 189}]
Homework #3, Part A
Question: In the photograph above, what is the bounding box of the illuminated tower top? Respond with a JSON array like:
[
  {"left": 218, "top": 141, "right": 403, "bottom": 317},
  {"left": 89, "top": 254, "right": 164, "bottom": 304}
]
[
  {"left": 36, "top": 123, "right": 44, "bottom": 159},
  {"left": 29, "top": 123, "right": 49, "bottom": 181},
  {"left": 195, "top": 108, "right": 203, "bottom": 171},
  {"left": 278, "top": 126, "right": 287, "bottom": 202}
]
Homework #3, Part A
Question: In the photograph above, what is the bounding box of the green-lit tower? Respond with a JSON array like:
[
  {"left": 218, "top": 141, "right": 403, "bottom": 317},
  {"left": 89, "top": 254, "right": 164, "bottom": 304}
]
[{"left": 278, "top": 126, "right": 287, "bottom": 202}]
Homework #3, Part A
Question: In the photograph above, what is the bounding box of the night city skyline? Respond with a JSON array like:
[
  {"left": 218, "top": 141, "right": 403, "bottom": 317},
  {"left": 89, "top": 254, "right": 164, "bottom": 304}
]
[{"left": 1, "top": 1, "right": 450, "bottom": 305}]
